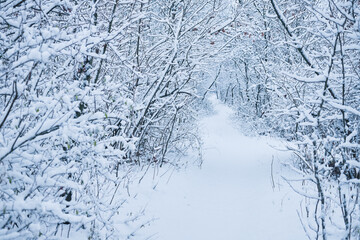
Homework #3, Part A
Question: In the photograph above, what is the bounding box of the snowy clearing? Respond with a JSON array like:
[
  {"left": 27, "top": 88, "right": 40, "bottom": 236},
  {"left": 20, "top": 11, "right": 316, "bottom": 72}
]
[{"left": 137, "top": 96, "right": 307, "bottom": 240}]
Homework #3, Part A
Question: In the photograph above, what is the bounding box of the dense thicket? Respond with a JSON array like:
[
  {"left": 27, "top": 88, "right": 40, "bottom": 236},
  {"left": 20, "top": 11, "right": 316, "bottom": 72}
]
[
  {"left": 1, "top": 0, "right": 359, "bottom": 239},
  {"left": 0, "top": 0, "right": 235, "bottom": 238},
  {"left": 215, "top": 1, "right": 360, "bottom": 239}
]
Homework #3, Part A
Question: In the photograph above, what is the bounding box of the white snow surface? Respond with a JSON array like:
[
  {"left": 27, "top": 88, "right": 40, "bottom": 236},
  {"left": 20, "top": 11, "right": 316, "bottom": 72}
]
[{"left": 136, "top": 96, "right": 307, "bottom": 240}]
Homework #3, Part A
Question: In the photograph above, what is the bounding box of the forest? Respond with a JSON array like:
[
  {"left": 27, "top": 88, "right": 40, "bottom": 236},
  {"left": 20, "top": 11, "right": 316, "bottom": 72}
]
[{"left": 0, "top": 0, "right": 359, "bottom": 239}]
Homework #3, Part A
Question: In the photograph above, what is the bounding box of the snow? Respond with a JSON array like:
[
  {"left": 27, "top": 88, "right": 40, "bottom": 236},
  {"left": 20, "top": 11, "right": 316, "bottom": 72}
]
[{"left": 136, "top": 95, "right": 306, "bottom": 240}]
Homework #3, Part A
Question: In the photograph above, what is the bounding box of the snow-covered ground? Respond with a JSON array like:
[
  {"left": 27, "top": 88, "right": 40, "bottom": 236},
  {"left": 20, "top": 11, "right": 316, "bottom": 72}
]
[{"left": 136, "top": 96, "right": 307, "bottom": 240}]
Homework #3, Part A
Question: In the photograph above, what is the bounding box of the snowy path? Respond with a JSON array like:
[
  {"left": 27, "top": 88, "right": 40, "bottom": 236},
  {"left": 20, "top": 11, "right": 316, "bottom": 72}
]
[{"left": 139, "top": 97, "right": 306, "bottom": 240}]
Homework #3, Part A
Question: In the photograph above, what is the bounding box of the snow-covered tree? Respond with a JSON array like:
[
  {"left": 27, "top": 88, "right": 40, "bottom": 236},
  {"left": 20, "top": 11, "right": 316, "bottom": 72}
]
[
  {"left": 0, "top": 0, "right": 236, "bottom": 238},
  {"left": 218, "top": 0, "right": 360, "bottom": 239}
]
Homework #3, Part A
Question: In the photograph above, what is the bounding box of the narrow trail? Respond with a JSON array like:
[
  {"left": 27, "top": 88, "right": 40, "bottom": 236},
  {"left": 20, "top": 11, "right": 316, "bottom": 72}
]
[{"left": 140, "top": 96, "right": 306, "bottom": 240}]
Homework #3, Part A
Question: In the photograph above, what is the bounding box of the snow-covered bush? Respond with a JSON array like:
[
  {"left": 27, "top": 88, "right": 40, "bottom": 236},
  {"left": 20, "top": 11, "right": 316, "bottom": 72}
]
[
  {"left": 0, "top": 0, "right": 234, "bottom": 238},
  {"left": 216, "top": 0, "right": 360, "bottom": 239}
]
